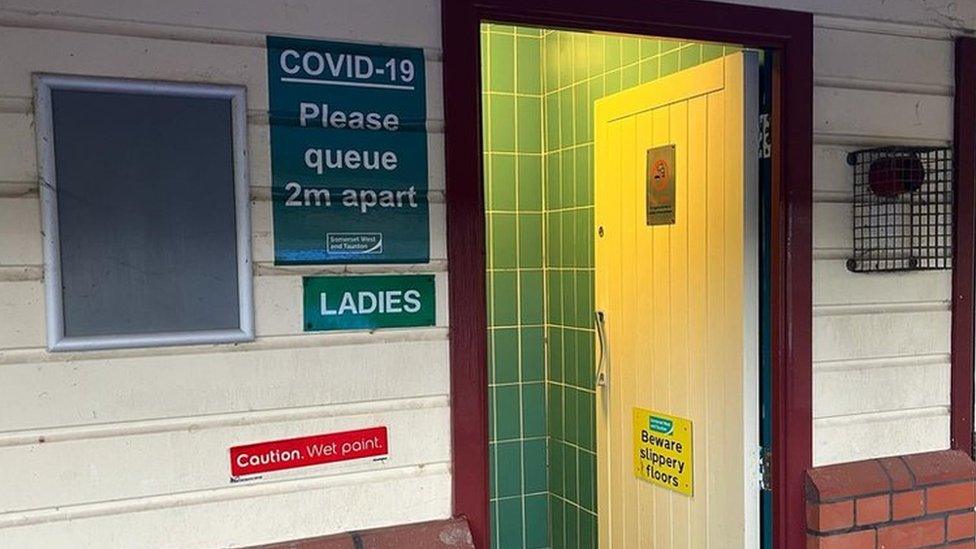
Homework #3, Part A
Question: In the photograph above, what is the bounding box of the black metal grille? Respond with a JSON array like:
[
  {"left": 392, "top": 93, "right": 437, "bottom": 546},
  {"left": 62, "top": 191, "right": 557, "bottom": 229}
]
[{"left": 846, "top": 146, "right": 953, "bottom": 273}]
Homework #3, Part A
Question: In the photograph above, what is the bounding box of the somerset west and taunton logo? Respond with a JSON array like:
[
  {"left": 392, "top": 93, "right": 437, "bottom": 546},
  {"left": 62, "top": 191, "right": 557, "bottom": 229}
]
[
  {"left": 326, "top": 232, "right": 383, "bottom": 254},
  {"left": 649, "top": 415, "right": 674, "bottom": 435}
]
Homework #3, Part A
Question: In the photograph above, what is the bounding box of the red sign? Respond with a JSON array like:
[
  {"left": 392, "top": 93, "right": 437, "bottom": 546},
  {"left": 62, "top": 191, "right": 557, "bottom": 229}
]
[{"left": 230, "top": 426, "right": 388, "bottom": 476}]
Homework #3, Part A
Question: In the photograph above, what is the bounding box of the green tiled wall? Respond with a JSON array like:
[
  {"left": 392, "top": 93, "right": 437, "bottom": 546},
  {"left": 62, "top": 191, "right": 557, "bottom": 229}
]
[
  {"left": 483, "top": 22, "right": 739, "bottom": 549},
  {"left": 482, "top": 23, "right": 550, "bottom": 549}
]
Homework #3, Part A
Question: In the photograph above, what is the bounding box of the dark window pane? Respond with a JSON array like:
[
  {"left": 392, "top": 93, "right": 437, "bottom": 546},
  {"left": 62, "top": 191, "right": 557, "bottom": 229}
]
[{"left": 51, "top": 89, "right": 240, "bottom": 337}]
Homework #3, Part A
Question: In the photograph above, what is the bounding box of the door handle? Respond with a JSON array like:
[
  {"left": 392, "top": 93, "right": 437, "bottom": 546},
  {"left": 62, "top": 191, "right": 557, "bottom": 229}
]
[{"left": 595, "top": 310, "right": 609, "bottom": 387}]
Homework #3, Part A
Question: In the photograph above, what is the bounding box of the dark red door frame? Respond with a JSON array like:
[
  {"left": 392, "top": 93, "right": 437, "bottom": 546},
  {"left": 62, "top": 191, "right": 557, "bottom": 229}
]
[
  {"left": 952, "top": 37, "right": 976, "bottom": 459},
  {"left": 441, "top": 1, "right": 813, "bottom": 547}
]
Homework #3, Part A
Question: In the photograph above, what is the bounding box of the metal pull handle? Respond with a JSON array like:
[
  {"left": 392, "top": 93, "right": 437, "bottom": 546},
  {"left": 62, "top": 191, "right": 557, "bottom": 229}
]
[{"left": 595, "top": 311, "right": 609, "bottom": 387}]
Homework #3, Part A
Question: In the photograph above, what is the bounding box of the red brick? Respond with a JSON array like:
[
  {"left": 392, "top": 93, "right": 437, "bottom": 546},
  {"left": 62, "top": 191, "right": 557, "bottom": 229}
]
[
  {"left": 948, "top": 511, "right": 976, "bottom": 541},
  {"left": 807, "top": 500, "right": 855, "bottom": 532},
  {"left": 947, "top": 542, "right": 976, "bottom": 549},
  {"left": 808, "top": 529, "right": 876, "bottom": 549},
  {"left": 856, "top": 494, "right": 890, "bottom": 526},
  {"left": 880, "top": 457, "right": 916, "bottom": 491},
  {"left": 902, "top": 450, "right": 976, "bottom": 487},
  {"left": 927, "top": 481, "right": 976, "bottom": 514},
  {"left": 877, "top": 517, "right": 945, "bottom": 548},
  {"left": 807, "top": 459, "right": 891, "bottom": 501},
  {"left": 891, "top": 490, "right": 925, "bottom": 521}
]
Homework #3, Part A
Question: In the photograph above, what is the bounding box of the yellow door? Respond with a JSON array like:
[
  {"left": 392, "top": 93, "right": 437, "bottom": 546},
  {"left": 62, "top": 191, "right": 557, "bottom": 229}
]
[{"left": 594, "top": 52, "right": 759, "bottom": 548}]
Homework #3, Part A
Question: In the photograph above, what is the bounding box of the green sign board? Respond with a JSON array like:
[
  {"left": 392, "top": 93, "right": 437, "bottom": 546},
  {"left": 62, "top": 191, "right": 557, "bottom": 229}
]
[
  {"left": 267, "top": 36, "right": 429, "bottom": 264},
  {"left": 303, "top": 275, "right": 435, "bottom": 331}
]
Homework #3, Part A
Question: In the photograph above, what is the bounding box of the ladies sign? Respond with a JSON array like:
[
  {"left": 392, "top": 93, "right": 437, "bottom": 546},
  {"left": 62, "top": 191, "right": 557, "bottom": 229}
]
[{"left": 302, "top": 274, "right": 435, "bottom": 331}]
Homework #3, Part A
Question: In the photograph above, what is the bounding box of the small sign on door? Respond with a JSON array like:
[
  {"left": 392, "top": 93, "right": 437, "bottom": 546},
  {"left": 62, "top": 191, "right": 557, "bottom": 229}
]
[
  {"left": 633, "top": 407, "right": 693, "bottom": 496},
  {"left": 646, "top": 145, "right": 676, "bottom": 225}
]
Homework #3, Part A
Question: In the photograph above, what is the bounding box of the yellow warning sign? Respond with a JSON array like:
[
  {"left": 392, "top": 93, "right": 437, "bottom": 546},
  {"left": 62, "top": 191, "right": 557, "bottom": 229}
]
[{"left": 633, "top": 407, "right": 693, "bottom": 496}]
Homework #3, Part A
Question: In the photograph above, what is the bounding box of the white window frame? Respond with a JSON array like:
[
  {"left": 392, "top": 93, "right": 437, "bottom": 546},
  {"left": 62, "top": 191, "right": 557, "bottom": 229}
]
[{"left": 34, "top": 74, "right": 254, "bottom": 352}]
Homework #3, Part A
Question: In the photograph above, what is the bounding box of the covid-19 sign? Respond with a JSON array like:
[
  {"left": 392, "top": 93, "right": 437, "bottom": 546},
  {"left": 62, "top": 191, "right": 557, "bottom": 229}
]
[{"left": 267, "top": 36, "right": 430, "bottom": 264}]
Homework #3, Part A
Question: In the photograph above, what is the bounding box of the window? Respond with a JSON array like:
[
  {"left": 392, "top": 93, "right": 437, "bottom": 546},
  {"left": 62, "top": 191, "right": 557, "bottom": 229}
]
[{"left": 34, "top": 75, "right": 253, "bottom": 351}]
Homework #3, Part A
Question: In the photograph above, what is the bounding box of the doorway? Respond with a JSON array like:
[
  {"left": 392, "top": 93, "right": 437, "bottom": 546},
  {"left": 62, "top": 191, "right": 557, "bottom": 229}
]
[
  {"left": 443, "top": 2, "right": 813, "bottom": 548},
  {"left": 481, "top": 25, "right": 762, "bottom": 547}
]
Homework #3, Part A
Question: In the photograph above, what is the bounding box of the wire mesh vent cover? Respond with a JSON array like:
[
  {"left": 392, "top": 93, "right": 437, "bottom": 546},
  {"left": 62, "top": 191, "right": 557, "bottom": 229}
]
[{"left": 846, "top": 146, "right": 952, "bottom": 273}]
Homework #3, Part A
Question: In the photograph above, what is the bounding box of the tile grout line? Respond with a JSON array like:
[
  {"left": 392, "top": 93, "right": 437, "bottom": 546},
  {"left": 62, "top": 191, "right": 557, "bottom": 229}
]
[{"left": 513, "top": 30, "right": 530, "bottom": 549}]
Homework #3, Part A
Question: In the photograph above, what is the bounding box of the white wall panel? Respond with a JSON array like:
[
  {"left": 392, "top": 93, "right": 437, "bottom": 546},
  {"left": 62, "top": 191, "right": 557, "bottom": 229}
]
[
  {"left": 814, "top": 260, "right": 951, "bottom": 306},
  {"left": 814, "top": 408, "right": 950, "bottom": 465},
  {"left": 252, "top": 275, "right": 303, "bottom": 335},
  {"left": 0, "top": 280, "right": 45, "bottom": 349},
  {"left": 0, "top": 335, "right": 448, "bottom": 431},
  {"left": 0, "top": 403, "right": 448, "bottom": 511},
  {"left": 813, "top": 310, "right": 950, "bottom": 363},
  {"left": 813, "top": 145, "right": 855, "bottom": 196},
  {"left": 814, "top": 358, "right": 950, "bottom": 417},
  {"left": 0, "top": 27, "right": 267, "bottom": 102},
  {"left": 812, "top": 202, "right": 851, "bottom": 251},
  {"left": 0, "top": 197, "right": 40, "bottom": 266},
  {"left": 0, "top": 0, "right": 444, "bottom": 50},
  {"left": 0, "top": 466, "right": 451, "bottom": 548},
  {"left": 0, "top": 113, "right": 36, "bottom": 183},
  {"left": 814, "top": 87, "right": 952, "bottom": 142},
  {"left": 814, "top": 27, "right": 953, "bottom": 89},
  {"left": 733, "top": 0, "right": 976, "bottom": 27}
]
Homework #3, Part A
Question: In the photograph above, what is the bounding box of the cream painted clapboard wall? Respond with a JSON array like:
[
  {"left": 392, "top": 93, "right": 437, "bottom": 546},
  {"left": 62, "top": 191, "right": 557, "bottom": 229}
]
[
  {"left": 0, "top": 0, "right": 974, "bottom": 546},
  {"left": 715, "top": 0, "right": 967, "bottom": 467},
  {"left": 0, "top": 1, "right": 450, "bottom": 547},
  {"left": 806, "top": 7, "right": 958, "bottom": 466},
  {"left": 717, "top": 0, "right": 969, "bottom": 466}
]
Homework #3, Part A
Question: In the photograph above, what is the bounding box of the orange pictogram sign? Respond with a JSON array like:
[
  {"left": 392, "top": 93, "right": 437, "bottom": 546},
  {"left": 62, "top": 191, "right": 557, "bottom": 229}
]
[
  {"left": 646, "top": 145, "right": 676, "bottom": 225},
  {"left": 651, "top": 159, "right": 669, "bottom": 191}
]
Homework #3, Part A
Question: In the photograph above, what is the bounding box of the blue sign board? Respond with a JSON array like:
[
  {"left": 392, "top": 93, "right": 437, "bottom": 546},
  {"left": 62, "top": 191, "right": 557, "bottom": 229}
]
[{"left": 267, "top": 36, "right": 429, "bottom": 264}]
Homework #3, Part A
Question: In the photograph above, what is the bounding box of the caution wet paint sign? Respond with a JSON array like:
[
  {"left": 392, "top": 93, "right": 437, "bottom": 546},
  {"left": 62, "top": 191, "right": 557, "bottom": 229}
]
[
  {"left": 633, "top": 407, "right": 693, "bottom": 496},
  {"left": 230, "top": 426, "right": 388, "bottom": 478}
]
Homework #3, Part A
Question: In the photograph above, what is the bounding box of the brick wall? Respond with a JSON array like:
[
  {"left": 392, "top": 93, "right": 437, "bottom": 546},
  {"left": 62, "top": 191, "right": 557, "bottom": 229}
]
[{"left": 806, "top": 450, "right": 975, "bottom": 548}]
